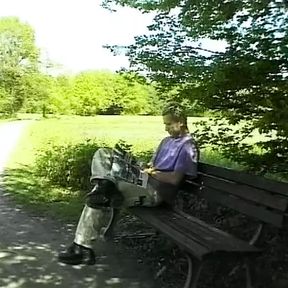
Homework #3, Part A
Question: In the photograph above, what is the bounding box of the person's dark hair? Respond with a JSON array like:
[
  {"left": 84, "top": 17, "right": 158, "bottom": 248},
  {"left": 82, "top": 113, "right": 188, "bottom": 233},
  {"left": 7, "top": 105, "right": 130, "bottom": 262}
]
[{"left": 162, "top": 101, "right": 188, "bottom": 129}]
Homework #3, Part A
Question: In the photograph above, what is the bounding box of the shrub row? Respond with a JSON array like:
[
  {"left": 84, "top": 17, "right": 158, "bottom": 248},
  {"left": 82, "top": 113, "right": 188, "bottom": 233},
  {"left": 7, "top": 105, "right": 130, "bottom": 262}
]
[{"left": 35, "top": 139, "right": 153, "bottom": 192}]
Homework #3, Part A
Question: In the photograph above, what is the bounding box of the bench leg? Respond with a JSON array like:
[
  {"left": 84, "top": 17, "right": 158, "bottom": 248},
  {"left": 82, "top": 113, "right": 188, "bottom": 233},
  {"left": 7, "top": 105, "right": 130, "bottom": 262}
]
[
  {"left": 100, "top": 208, "right": 120, "bottom": 240},
  {"left": 245, "top": 258, "right": 254, "bottom": 288},
  {"left": 184, "top": 254, "right": 203, "bottom": 288}
]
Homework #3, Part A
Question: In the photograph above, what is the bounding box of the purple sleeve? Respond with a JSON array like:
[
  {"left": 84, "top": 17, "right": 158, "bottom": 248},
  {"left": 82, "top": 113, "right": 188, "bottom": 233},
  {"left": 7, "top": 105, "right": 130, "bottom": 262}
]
[
  {"left": 174, "top": 141, "right": 198, "bottom": 177},
  {"left": 151, "top": 137, "right": 168, "bottom": 166}
]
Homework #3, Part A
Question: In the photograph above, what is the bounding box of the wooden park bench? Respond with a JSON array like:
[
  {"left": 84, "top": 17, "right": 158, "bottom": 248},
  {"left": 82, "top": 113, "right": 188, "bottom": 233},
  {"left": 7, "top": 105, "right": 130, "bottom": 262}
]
[{"left": 104, "top": 162, "right": 288, "bottom": 288}]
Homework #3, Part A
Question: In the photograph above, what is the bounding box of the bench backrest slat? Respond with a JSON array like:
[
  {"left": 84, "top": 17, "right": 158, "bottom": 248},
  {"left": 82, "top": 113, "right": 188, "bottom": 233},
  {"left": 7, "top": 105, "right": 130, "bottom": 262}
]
[
  {"left": 182, "top": 162, "right": 288, "bottom": 227},
  {"left": 201, "top": 187, "right": 284, "bottom": 227},
  {"left": 199, "top": 163, "right": 288, "bottom": 197},
  {"left": 197, "top": 174, "right": 288, "bottom": 212}
]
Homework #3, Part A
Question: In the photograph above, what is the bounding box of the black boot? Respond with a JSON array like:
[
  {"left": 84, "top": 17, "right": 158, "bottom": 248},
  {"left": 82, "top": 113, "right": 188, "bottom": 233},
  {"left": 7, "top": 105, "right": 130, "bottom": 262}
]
[
  {"left": 58, "top": 243, "right": 96, "bottom": 265},
  {"left": 99, "top": 179, "right": 124, "bottom": 208},
  {"left": 86, "top": 179, "right": 123, "bottom": 208}
]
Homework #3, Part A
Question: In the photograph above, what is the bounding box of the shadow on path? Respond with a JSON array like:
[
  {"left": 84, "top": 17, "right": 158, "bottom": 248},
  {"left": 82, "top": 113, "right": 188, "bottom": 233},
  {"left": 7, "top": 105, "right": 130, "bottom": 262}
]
[{"left": 0, "top": 167, "right": 156, "bottom": 288}]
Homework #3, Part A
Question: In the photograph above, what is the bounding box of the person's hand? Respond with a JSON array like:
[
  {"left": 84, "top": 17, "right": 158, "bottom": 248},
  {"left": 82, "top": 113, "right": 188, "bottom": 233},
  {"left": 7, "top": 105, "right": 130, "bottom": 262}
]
[
  {"left": 143, "top": 167, "right": 156, "bottom": 175},
  {"left": 146, "top": 162, "right": 153, "bottom": 168}
]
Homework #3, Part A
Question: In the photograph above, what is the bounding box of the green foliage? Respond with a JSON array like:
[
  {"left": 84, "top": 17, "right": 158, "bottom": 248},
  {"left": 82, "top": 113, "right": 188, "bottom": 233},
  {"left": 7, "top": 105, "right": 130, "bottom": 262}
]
[
  {"left": 4, "top": 115, "right": 247, "bottom": 222},
  {"left": 102, "top": 0, "right": 288, "bottom": 175},
  {"left": 0, "top": 17, "right": 41, "bottom": 115},
  {"left": 157, "top": 86, "right": 207, "bottom": 116},
  {"left": 20, "top": 73, "right": 54, "bottom": 116},
  {"left": 35, "top": 140, "right": 106, "bottom": 191},
  {"left": 0, "top": 17, "right": 161, "bottom": 117},
  {"left": 9, "top": 114, "right": 288, "bottom": 225},
  {"left": 70, "top": 71, "right": 159, "bottom": 115},
  {"left": 0, "top": 86, "right": 13, "bottom": 116},
  {"left": 47, "top": 76, "right": 74, "bottom": 115},
  {"left": 34, "top": 139, "right": 153, "bottom": 191},
  {"left": 34, "top": 71, "right": 161, "bottom": 116},
  {"left": 5, "top": 116, "right": 165, "bottom": 200}
]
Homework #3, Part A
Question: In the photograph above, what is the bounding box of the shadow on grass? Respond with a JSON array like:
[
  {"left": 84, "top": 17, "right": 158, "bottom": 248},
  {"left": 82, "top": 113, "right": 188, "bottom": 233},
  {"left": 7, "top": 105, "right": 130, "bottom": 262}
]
[{"left": 1, "top": 165, "right": 85, "bottom": 222}]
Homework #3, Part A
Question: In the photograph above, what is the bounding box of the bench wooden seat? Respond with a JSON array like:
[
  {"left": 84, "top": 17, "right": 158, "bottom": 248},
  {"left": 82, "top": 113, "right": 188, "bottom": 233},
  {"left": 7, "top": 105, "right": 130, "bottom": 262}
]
[
  {"left": 130, "top": 206, "right": 261, "bottom": 259},
  {"left": 105, "top": 162, "right": 288, "bottom": 288}
]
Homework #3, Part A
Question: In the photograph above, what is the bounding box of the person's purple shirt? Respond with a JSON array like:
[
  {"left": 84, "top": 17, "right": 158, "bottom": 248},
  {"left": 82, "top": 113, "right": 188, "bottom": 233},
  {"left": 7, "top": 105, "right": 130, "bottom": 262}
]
[{"left": 152, "top": 135, "right": 198, "bottom": 177}]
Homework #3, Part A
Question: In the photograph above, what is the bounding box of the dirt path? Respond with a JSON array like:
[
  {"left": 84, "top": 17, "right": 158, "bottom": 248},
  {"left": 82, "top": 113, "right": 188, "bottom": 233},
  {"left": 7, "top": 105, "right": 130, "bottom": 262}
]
[{"left": 0, "top": 121, "right": 155, "bottom": 288}]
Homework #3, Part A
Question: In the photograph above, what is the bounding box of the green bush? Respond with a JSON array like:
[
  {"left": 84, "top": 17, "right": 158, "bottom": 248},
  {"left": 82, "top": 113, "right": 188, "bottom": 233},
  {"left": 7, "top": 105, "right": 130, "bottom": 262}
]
[
  {"left": 35, "top": 139, "right": 153, "bottom": 191},
  {"left": 35, "top": 140, "right": 107, "bottom": 191}
]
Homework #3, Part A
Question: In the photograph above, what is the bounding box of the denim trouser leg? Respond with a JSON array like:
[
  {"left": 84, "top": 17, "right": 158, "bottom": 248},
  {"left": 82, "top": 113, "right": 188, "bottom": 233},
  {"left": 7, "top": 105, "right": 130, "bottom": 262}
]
[
  {"left": 73, "top": 182, "right": 162, "bottom": 248},
  {"left": 74, "top": 205, "right": 104, "bottom": 249},
  {"left": 117, "top": 181, "right": 162, "bottom": 207}
]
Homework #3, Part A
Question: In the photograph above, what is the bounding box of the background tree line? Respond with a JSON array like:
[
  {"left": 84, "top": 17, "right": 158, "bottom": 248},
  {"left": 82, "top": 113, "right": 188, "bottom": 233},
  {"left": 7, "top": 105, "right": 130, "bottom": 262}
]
[
  {"left": 0, "top": 17, "right": 164, "bottom": 116},
  {"left": 22, "top": 71, "right": 161, "bottom": 116}
]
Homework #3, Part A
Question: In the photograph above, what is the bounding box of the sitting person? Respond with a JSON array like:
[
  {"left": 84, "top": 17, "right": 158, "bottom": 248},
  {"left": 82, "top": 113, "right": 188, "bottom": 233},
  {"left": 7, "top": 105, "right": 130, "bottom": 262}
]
[{"left": 58, "top": 102, "right": 199, "bottom": 265}]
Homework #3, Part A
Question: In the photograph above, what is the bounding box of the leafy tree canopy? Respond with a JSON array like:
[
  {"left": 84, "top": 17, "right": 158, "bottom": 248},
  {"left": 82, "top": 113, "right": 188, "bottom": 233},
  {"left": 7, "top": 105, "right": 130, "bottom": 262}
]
[
  {"left": 0, "top": 17, "right": 40, "bottom": 115},
  {"left": 102, "top": 0, "right": 288, "bottom": 176}
]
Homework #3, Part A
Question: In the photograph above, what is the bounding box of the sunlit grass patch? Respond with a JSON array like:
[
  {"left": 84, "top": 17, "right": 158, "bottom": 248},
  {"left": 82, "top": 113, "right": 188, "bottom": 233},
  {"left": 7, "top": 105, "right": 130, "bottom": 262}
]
[
  {"left": 7, "top": 115, "right": 202, "bottom": 167},
  {"left": 3, "top": 115, "right": 241, "bottom": 221}
]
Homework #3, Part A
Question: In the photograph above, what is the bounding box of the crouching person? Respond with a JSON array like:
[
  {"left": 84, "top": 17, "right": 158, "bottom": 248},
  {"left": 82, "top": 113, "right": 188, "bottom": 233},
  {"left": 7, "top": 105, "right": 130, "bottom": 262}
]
[{"left": 58, "top": 102, "right": 198, "bottom": 265}]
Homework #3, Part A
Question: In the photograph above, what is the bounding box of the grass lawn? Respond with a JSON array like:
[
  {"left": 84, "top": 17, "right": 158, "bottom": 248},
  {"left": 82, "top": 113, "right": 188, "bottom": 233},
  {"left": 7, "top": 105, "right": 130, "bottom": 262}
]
[
  {"left": 3, "top": 115, "right": 204, "bottom": 221},
  {"left": 6, "top": 114, "right": 275, "bottom": 221},
  {"left": 7, "top": 115, "right": 210, "bottom": 166},
  {"left": 3, "top": 114, "right": 286, "bottom": 219}
]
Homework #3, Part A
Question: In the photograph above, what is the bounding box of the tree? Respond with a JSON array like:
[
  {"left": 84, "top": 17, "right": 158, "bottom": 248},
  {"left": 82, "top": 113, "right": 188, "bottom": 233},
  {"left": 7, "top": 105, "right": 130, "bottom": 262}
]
[
  {"left": 102, "top": 0, "right": 288, "bottom": 175},
  {"left": 21, "top": 73, "right": 54, "bottom": 117},
  {"left": 67, "top": 71, "right": 159, "bottom": 116},
  {"left": 0, "top": 17, "right": 40, "bottom": 115}
]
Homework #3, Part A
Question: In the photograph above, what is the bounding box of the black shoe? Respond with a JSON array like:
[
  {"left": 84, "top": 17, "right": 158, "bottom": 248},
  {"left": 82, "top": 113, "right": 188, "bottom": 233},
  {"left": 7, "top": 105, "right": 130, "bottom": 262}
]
[
  {"left": 58, "top": 243, "right": 96, "bottom": 265},
  {"left": 99, "top": 180, "right": 124, "bottom": 208},
  {"left": 86, "top": 181, "right": 111, "bottom": 208},
  {"left": 86, "top": 179, "right": 122, "bottom": 209}
]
